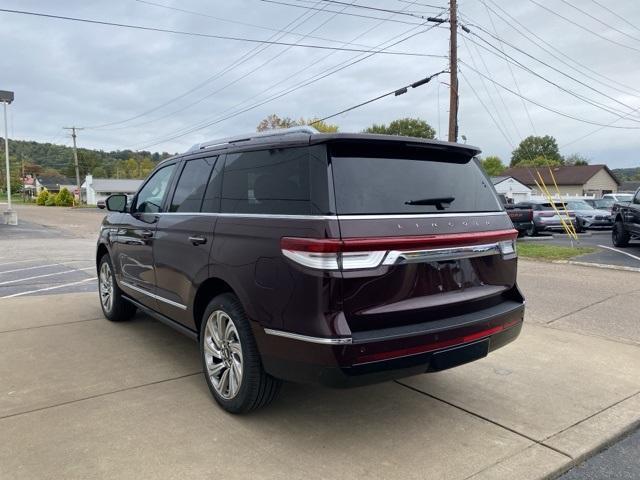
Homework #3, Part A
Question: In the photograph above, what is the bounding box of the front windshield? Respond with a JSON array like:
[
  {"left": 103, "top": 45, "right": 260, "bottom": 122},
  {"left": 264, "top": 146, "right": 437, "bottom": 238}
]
[{"left": 615, "top": 194, "right": 633, "bottom": 201}]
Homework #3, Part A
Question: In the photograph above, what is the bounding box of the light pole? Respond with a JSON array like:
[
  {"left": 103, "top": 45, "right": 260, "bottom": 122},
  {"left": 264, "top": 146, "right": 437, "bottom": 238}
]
[{"left": 1, "top": 90, "right": 17, "bottom": 225}]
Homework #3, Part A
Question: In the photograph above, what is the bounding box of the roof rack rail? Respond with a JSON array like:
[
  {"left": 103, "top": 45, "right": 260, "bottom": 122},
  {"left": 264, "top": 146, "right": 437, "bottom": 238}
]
[{"left": 188, "top": 126, "right": 319, "bottom": 152}]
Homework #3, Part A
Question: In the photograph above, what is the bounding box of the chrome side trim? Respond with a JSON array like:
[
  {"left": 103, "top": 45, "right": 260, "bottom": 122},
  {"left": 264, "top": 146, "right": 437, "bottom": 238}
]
[
  {"left": 264, "top": 328, "right": 352, "bottom": 345},
  {"left": 120, "top": 281, "right": 188, "bottom": 311},
  {"left": 382, "top": 242, "right": 502, "bottom": 265},
  {"left": 153, "top": 212, "right": 506, "bottom": 220}
]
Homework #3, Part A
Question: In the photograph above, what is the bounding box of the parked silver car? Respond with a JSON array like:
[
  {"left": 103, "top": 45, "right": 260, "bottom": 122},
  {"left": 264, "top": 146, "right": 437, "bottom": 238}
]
[
  {"left": 564, "top": 200, "right": 613, "bottom": 230},
  {"left": 515, "top": 200, "right": 578, "bottom": 235}
]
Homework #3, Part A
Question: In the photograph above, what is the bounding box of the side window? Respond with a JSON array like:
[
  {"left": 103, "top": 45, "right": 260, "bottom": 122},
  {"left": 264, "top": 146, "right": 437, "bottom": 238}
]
[
  {"left": 220, "top": 147, "right": 312, "bottom": 215},
  {"left": 170, "top": 157, "right": 217, "bottom": 213},
  {"left": 135, "top": 164, "right": 176, "bottom": 213}
]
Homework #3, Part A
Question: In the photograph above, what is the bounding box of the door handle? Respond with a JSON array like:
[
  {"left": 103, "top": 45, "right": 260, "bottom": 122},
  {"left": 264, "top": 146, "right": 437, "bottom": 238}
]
[
  {"left": 141, "top": 230, "right": 154, "bottom": 239},
  {"left": 189, "top": 235, "right": 207, "bottom": 246}
]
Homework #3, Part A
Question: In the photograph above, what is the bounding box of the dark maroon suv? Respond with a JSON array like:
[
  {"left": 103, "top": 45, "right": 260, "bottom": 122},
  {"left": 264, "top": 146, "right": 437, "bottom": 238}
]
[{"left": 96, "top": 127, "right": 524, "bottom": 413}]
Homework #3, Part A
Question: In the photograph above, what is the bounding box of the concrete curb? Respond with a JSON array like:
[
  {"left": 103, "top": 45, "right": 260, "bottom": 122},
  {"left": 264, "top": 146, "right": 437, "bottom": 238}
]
[
  {"left": 553, "top": 259, "right": 640, "bottom": 273},
  {"left": 518, "top": 236, "right": 555, "bottom": 242}
]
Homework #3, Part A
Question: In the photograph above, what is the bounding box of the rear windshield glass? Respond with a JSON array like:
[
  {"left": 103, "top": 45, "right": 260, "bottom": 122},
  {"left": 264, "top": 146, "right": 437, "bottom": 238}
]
[{"left": 330, "top": 146, "right": 501, "bottom": 215}]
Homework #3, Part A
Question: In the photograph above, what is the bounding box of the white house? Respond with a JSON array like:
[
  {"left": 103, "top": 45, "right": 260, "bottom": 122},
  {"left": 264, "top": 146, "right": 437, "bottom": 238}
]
[
  {"left": 82, "top": 175, "right": 143, "bottom": 205},
  {"left": 491, "top": 176, "right": 532, "bottom": 203}
]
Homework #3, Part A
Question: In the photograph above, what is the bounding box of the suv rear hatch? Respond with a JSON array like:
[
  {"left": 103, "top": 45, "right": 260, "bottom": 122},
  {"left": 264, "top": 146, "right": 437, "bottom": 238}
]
[{"left": 326, "top": 139, "right": 520, "bottom": 338}]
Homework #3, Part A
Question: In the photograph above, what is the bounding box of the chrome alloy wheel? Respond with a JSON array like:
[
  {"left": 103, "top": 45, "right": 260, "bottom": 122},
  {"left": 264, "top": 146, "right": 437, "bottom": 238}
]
[
  {"left": 203, "top": 310, "right": 243, "bottom": 399},
  {"left": 99, "top": 262, "right": 114, "bottom": 313}
]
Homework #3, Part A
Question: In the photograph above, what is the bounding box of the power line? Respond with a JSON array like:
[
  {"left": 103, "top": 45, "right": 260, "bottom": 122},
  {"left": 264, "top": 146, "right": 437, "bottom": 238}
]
[
  {"left": 588, "top": 0, "right": 640, "bottom": 35},
  {"left": 310, "top": 0, "right": 445, "bottom": 21},
  {"left": 260, "top": 0, "right": 429, "bottom": 25},
  {"left": 557, "top": 0, "right": 640, "bottom": 45},
  {"left": 132, "top": 21, "right": 444, "bottom": 150},
  {"left": 527, "top": 0, "right": 640, "bottom": 54},
  {"left": 459, "top": 60, "right": 640, "bottom": 130},
  {"left": 0, "top": 7, "right": 431, "bottom": 56},
  {"left": 86, "top": 1, "right": 339, "bottom": 129},
  {"left": 98, "top": 2, "right": 447, "bottom": 133},
  {"left": 460, "top": 24, "right": 640, "bottom": 121},
  {"left": 479, "top": 1, "right": 536, "bottom": 134},
  {"left": 396, "top": 0, "right": 448, "bottom": 9},
  {"left": 311, "top": 70, "right": 447, "bottom": 123},
  {"left": 479, "top": 0, "right": 640, "bottom": 98}
]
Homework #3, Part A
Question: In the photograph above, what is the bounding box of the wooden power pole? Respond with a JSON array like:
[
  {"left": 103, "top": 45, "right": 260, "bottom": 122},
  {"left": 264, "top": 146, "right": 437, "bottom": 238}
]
[
  {"left": 448, "top": 0, "right": 459, "bottom": 143},
  {"left": 63, "top": 126, "right": 83, "bottom": 202}
]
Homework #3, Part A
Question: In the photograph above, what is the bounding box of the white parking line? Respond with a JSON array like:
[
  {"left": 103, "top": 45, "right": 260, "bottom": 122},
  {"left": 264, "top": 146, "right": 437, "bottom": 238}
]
[
  {"left": 0, "top": 267, "right": 95, "bottom": 286},
  {"left": 0, "top": 261, "right": 90, "bottom": 276},
  {"left": 0, "top": 259, "right": 43, "bottom": 267},
  {"left": 598, "top": 245, "right": 640, "bottom": 262},
  {"left": 0, "top": 277, "right": 97, "bottom": 299}
]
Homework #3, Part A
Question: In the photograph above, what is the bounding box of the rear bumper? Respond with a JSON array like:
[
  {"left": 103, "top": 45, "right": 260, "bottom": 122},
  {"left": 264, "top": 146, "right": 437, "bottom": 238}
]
[{"left": 255, "top": 300, "right": 525, "bottom": 388}]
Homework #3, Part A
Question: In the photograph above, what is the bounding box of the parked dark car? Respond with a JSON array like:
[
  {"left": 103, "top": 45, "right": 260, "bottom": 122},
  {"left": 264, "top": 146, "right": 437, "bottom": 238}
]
[
  {"left": 612, "top": 188, "right": 640, "bottom": 247},
  {"left": 96, "top": 128, "right": 525, "bottom": 413},
  {"left": 500, "top": 197, "right": 534, "bottom": 236},
  {"left": 515, "top": 200, "right": 579, "bottom": 235}
]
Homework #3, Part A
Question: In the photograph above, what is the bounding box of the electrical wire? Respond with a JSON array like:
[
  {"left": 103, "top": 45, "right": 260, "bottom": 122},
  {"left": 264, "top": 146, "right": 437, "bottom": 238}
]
[
  {"left": 460, "top": 25, "right": 640, "bottom": 121},
  {"left": 459, "top": 60, "right": 640, "bottom": 130},
  {"left": 259, "top": 0, "right": 427, "bottom": 25},
  {"left": 0, "top": 7, "right": 430, "bottom": 56},
  {"left": 133, "top": 0, "right": 373, "bottom": 47},
  {"left": 527, "top": 0, "right": 640, "bottom": 54},
  {"left": 131, "top": 20, "right": 444, "bottom": 150},
  {"left": 310, "top": 70, "right": 447, "bottom": 123},
  {"left": 588, "top": 0, "right": 640, "bottom": 35},
  {"left": 85, "top": 2, "right": 331, "bottom": 129},
  {"left": 557, "top": 0, "right": 640, "bottom": 45},
  {"left": 479, "top": 0, "right": 640, "bottom": 98},
  {"left": 308, "top": 0, "right": 443, "bottom": 20}
]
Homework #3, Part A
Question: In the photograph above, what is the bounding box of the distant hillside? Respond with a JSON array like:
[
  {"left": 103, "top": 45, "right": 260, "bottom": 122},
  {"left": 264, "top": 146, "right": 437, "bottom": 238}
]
[
  {"left": 0, "top": 137, "right": 175, "bottom": 183},
  {"left": 612, "top": 167, "right": 640, "bottom": 182}
]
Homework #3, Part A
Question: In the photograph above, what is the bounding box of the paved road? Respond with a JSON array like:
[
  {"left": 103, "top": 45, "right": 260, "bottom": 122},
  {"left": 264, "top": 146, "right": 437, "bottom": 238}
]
[{"left": 560, "top": 428, "right": 640, "bottom": 480}]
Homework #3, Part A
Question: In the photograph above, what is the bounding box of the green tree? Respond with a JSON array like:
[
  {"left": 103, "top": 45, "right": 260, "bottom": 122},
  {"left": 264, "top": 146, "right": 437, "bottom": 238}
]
[
  {"left": 564, "top": 153, "right": 589, "bottom": 166},
  {"left": 479, "top": 156, "right": 505, "bottom": 176},
  {"left": 256, "top": 114, "right": 338, "bottom": 133},
  {"left": 364, "top": 117, "right": 436, "bottom": 139},
  {"left": 54, "top": 187, "right": 74, "bottom": 206},
  {"left": 510, "top": 135, "right": 563, "bottom": 167},
  {"left": 36, "top": 189, "right": 49, "bottom": 206},
  {"left": 516, "top": 155, "right": 563, "bottom": 168},
  {"left": 257, "top": 114, "right": 296, "bottom": 131}
]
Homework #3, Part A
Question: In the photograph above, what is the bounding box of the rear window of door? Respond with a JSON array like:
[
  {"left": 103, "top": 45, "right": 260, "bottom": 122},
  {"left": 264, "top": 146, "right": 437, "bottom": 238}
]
[
  {"left": 330, "top": 145, "right": 501, "bottom": 215},
  {"left": 170, "top": 157, "right": 218, "bottom": 213},
  {"left": 220, "top": 146, "right": 330, "bottom": 215}
]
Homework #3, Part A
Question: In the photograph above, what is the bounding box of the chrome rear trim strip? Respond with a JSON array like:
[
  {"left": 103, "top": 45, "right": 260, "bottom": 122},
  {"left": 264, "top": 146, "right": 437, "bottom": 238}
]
[
  {"left": 264, "top": 328, "right": 352, "bottom": 345},
  {"left": 382, "top": 242, "right": 502, "bottom": 265},
  {"left": 120, "top": 281, "right": 188, "bottom": 311}
]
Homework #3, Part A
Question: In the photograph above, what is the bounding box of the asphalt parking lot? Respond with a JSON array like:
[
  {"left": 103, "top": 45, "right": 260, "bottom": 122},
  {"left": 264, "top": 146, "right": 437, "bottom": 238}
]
[{"left": 1, "top": 205, "right": 639, "bottom": 479}]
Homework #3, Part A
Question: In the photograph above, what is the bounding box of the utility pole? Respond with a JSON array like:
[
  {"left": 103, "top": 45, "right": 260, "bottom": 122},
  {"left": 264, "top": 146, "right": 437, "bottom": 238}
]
[
  {"left": 63, "top": 126, "right": 83, "bottom": 203},
  {"left": 1, "top": 89, "right": 17, "bottom": 225},
  {"left": 448, "top": 0, "right": 459, "bottom": 143}
]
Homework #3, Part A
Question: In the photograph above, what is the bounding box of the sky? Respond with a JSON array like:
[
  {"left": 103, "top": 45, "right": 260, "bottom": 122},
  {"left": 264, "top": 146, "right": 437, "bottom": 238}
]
[{"left": 1, "top": 0, "right": 640, "bottom": 167}]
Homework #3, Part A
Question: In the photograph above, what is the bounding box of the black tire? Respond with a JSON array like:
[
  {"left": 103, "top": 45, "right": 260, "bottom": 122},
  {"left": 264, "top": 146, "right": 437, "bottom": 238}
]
[
  {"left": 575, "top": 219, "right": 585, "bottom": 234},
  {"left": 612, "top": 221, "right": 630, "bottom": 247},
  {"left": 200, "top": 293, "right": 281, "bottom": 414},
  {"left": 525, "top": 224, "right": 537, "bottom": 237},
  {"left": 98, "top": 254, "right": 136, "bottom": 321}
]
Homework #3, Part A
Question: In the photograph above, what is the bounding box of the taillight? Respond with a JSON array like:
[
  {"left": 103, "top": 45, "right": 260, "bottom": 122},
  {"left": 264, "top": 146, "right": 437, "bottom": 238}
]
[{"left": 281, "top": 229, "right": 519, "bottom": 270}]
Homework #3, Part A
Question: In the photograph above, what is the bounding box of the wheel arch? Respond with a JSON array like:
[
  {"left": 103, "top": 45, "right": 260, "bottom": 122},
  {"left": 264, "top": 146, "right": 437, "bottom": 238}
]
[
  {"left": 96, "top": 243, "right": 109, "bottom": 268},
  {"left": 193, "top": 277, "right": 236, "bottom": 335}
]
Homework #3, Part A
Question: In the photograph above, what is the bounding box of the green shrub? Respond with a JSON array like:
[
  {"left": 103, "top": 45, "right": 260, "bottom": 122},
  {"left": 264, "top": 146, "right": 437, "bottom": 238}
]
[
  {"left": 36, "top": 189, "right": 49, "bottom": 206},
  {"left": 45, "top": 194, "right": 56, "bottom": 206},
  {"left": 55, "top": 188, "right": 74, "bottom": 207}
]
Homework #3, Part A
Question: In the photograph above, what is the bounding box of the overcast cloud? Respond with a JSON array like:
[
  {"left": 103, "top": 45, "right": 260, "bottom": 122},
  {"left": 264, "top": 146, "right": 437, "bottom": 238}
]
[{"left": 2, "top": 0, "right": 640, "bottom": 167}]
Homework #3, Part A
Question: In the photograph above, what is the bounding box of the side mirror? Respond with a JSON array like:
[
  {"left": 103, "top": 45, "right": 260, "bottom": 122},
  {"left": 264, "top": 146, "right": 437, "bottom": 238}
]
[{"left": 105, "top": 194, "right": 128, "bottom": 213}]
